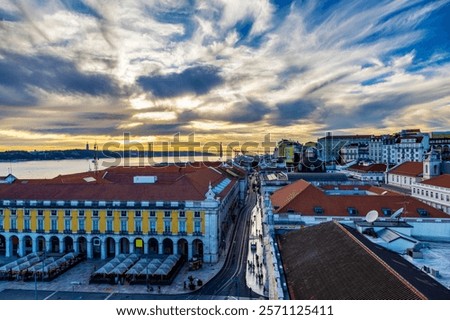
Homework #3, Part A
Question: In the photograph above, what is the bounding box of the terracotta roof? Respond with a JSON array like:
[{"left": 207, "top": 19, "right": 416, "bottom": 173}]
[
  {"left": 420, "top": 174, "right": 450, "bottom": 189},
  {"left": 388, "top": 162, "right": 423, "bottom": 177},
  {"left": 348, "top": 164, "right": 387, "bottom": 173},
  {"left": 0, "top": 163, "right": 242, "bottom": 202},
  {"left": 270, "top": 180, "right": 449, "bottom": 219},
  {"left": 278, "top": 221, "right": 425, "bottom": 299}
]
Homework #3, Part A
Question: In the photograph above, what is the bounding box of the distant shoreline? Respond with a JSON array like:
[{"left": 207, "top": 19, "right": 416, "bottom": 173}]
[{"left": 0, "top": 149, "right": 217, "bottom": 163}]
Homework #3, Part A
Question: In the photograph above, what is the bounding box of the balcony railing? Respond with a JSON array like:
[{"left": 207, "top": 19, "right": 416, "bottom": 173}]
[
  {"left": 77, "top": 230, "right": 86, "bottom": 234},
  {"left": 163, "top": 231, "right": 172, "bottom": 236},
  {"left": 23, "top": 228, "right": 31, "bottom": 233},
  {"left": 91, "top": 230, "right": 100, "bottom": 235},
  {"left": 193, "top": 231, "right": 203, "bottom": 236},
  {"left": 119, "top": 230, "right": 129, "bottom": 235},
  {"left": 9, "top": 228, "right": 18, "bottom": 233},
  {"left": 134, "top": 231, "right": 143, "bottom": 235},
  {"left": 178, "top": 231, "right": 187, "bottom": 236},
  {"left": 50, "top": 229, "right": 59, "bottom": 234},
  {"left": 105, "top": 230, "right": 114, "bottom": 235},
  {"left": 37, "top": 229, "right": 46, "bottom": 234},
  {"left": 63, "top": 229, "right": 72, "bottom": 234},
  {"left": 148, "top": 231, "right": 157, "bottom": 235}
]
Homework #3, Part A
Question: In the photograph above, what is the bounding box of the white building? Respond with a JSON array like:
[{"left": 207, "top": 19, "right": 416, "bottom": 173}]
[
  {"left": 386, "top": 162, "right": 423, "bottom": 190},
  {"left": 343, "top": 163, "right": 387, "bottom": 182},
  {"left": 412, "top": 175, "right": 450, "bottom": 215}
]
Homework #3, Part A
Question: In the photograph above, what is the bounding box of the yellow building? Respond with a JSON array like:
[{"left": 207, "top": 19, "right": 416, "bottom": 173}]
[{"left": 0, "top": 163, "right": 245, "bottom": 263}]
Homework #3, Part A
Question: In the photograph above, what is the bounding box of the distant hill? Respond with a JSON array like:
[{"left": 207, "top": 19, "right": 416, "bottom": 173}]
[{"left": 0, "top": 149, "right": 214, "bottom": 162}]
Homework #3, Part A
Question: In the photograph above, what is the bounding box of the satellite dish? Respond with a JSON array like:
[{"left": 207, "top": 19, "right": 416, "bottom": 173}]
[
  {"left": 391, "top": 207, "right": 404, "bottom": 219},
  {"left": 365, "top": 210, "right": 379, "bottom": 223}
]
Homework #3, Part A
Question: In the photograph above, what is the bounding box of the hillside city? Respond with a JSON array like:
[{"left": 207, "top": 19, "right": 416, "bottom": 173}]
[{"left": 0, "top": 128, "right": 449, "bottom": 300}]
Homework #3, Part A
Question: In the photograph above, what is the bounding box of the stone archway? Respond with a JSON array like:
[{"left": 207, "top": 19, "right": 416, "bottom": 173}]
[
  {"left": 148, "top": 238, "right": 158, "bottom": 254},
  {"left": 106, "top": 237, "right": 115, "bottom": 258},
  {"left": 134, "top": 238, "right": 144, "bottom": 255},
  {"left": 162, "top": 238, "right": 173, "bottom": 255},
  {"left": 0, "top": 235, "right": 6, "bottom": 256},
  {"left": 50, "top": 236, "right": 60, "bottom": 253},
  {"left": 192, "top": 239, "right": 203, "bottom": 261},
  {"left": 10, "top": 235, "right": 19, "bottom": 257},
  {"left": 177, "top": 239, "right": 188, "bottom": 258},
  {"left": 36, "top": 236, "right": 46, "bottom": 253},
  {"left": 77, "top": 236, "right": 87, "bottom": 255},
  {"left": 23, "top": 235, "right": 33, "bottom": 255},
  {"left": 119, "top": 238, "right": 130, "bottom": 254},
  {"left": 64, "top": 236, "right": 74, "bottom": 253},
  {"left": 92, "top": 237, "right": 101, "bottom": 258}
]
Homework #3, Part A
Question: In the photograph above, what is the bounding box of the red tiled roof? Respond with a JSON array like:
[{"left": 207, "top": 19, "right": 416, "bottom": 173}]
[
  {"left": 421, "top": 174, "right": 450, "bottom": 189},
  {"left": 278, "top": 221, "right": 424, "bottom": 300},
  {"left": 389, "top": 162, "right": 423, "bottom": 177},
  {"left": 0, "top": 163, "right": 242, "bottom": 202},
  {"left": 270, "top": 180, "right": 449, "bottom": 219}
]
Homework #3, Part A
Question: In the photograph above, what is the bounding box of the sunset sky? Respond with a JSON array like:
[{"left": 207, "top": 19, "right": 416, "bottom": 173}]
[{"left": 0, "top": 0, "right": 450, "bottom": 151}]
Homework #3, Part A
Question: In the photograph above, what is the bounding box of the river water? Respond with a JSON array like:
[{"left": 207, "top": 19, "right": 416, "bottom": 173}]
[{"left": 0, "top": 155, "right": 222, "bottom": 179}]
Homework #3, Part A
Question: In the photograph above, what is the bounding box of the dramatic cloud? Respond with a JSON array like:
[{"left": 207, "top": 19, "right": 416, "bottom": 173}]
[
  {"left": 137, "top": 65, "right": 224, "bottom": 98},
  {"left": 0, "top": 0, "right": 449, "bottom": 150}
]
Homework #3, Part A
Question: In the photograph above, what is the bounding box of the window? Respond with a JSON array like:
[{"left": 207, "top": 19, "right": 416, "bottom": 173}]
[
  {"left": 64, "top": 219, "right": 71, "bottom": 231},
  {"left": 38, "top": 219, "right": 44, "bottom": 231},
  {"left": 179, "top": 220, "right": 186, "bottom": 233},
  {"left": 92, "top": 210, "right": 99, "bottom": 217},
  {"left": 51, "top": 210, "right": 57, "bottom": 216},
  {"left": 24, "top": 219, "right": 30, "bottom": 230},
  {"left": 447, "top": 195, "right": 450, "bottom": 202},
  {"left": 0, "top": 209, "right": 3, "bottom": 215},
  {"left": 78, "top": 210, "right": 85, "bottom": 217},
  {"left": 313, "top": 207, "right": 324, "bottom": 215},
  {"left": 164, "top": 211, "right": 171, "bottom": 218},
  {"left": 106, "top": 220, "right": 113, "bottom": 232},
  {"left": 179, "top": 211, "right": 186, "bottom": 218},
  {"left": 430, "top": 192, "right": 434, "bottom": 198},
  {"left": 135, "top": 220, "right": 142, "bottom": 232},
  {"left": 421, "top": 190, "right": 424, "bottom": 195},
  {"left": 38, "top": 210, "right": 44, "bottom": 216},
  {"left": 10, "top": 217, "right": 17, "bottom": 230},
  {"left": 11, "top": 209, "right": 17, "bottom": 215},
  {"left": 78, "top": 219, "right": 85, "bottom": 231},
  {"left": 412, "top": 188, "right": 416, "bottom": 194},
  {"left": 417, "top": 208, "right": 428, "bottom": 217},
  {"left": 164, "top": 220, "right": 171, "bottom": 232},
  {"left": 120, "top": 219, "right": 128, "bottom": 232},
  {"left": 51, "top": 219, "right": 57, "bottom": 231},
  {"left": 347, "top": 207, "right": 358, "bottom": 215},
  {"left": 24, "top": 209, "right": 30, "bottom": 216},
  {"left": 135, "top": 210, "right": 141, "bottom": 217},
  {"left": 64, "top": 210, "right": 71, "bottom": 217},
  {"left": 107, "top": 210, "right": 113, "bottom": 217},
  {"left": 194, "top": 211, "right": 201, "bottom": 218},
  {"left": 149, "top": 211, "right": 156, "bottom": 217},
  {"left": 149, "top": 220, "right": 156, "bottom": 232},
  {"left": 121, "top": 210, "right": 127, "bottom": 217},
  {"left": 436, "top": 193, "right": 439, "bottom": 199},
  {"left": 194, "top": 220, "right": 201, "bottom": 233},
  {"left": 92, "top": 220, "right": 99, "bottom": 231}
]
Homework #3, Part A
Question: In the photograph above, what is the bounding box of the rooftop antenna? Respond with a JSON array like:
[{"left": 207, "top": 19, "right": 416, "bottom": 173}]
[
  {"left": 365, "top": 210, "right": 379, "bottom": 225},
  {"left": 93, "top": 142, "right": 99, "bottom": 173}
]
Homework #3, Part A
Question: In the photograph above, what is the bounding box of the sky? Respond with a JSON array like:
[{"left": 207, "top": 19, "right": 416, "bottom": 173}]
[{"left": 0, "top": 0, "right": 450, "bottom": 151}]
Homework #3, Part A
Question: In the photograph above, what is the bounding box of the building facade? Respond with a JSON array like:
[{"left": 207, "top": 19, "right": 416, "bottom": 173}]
[
  {"left": 0, "top": 163, "right": 246, "bottom": 263},
  {"left": 386, "top": 162, "right": 423, "bottom": 190},
  {"left": 412, "top": 175, "right": 450, "bottom": 215}
]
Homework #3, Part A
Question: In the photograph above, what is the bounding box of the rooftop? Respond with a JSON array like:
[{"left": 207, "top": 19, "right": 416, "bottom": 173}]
[
  {"left": 388, "top": 162, "right": 423, "bottom": 177},
  {"left": 347, "top": 163, "right": 387, "bottom": 173},
  {"left": 420, "top": 174, "right": 450, "bottom": 189},
  {"left": 278, "top": 221, "right": 426, "bottom": 299},
  {"left": 270, "top": 179, "right": 449, "bottom": 218},
  {"left": 0, "top": 163, "right": 244, "bottom": 202}
]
